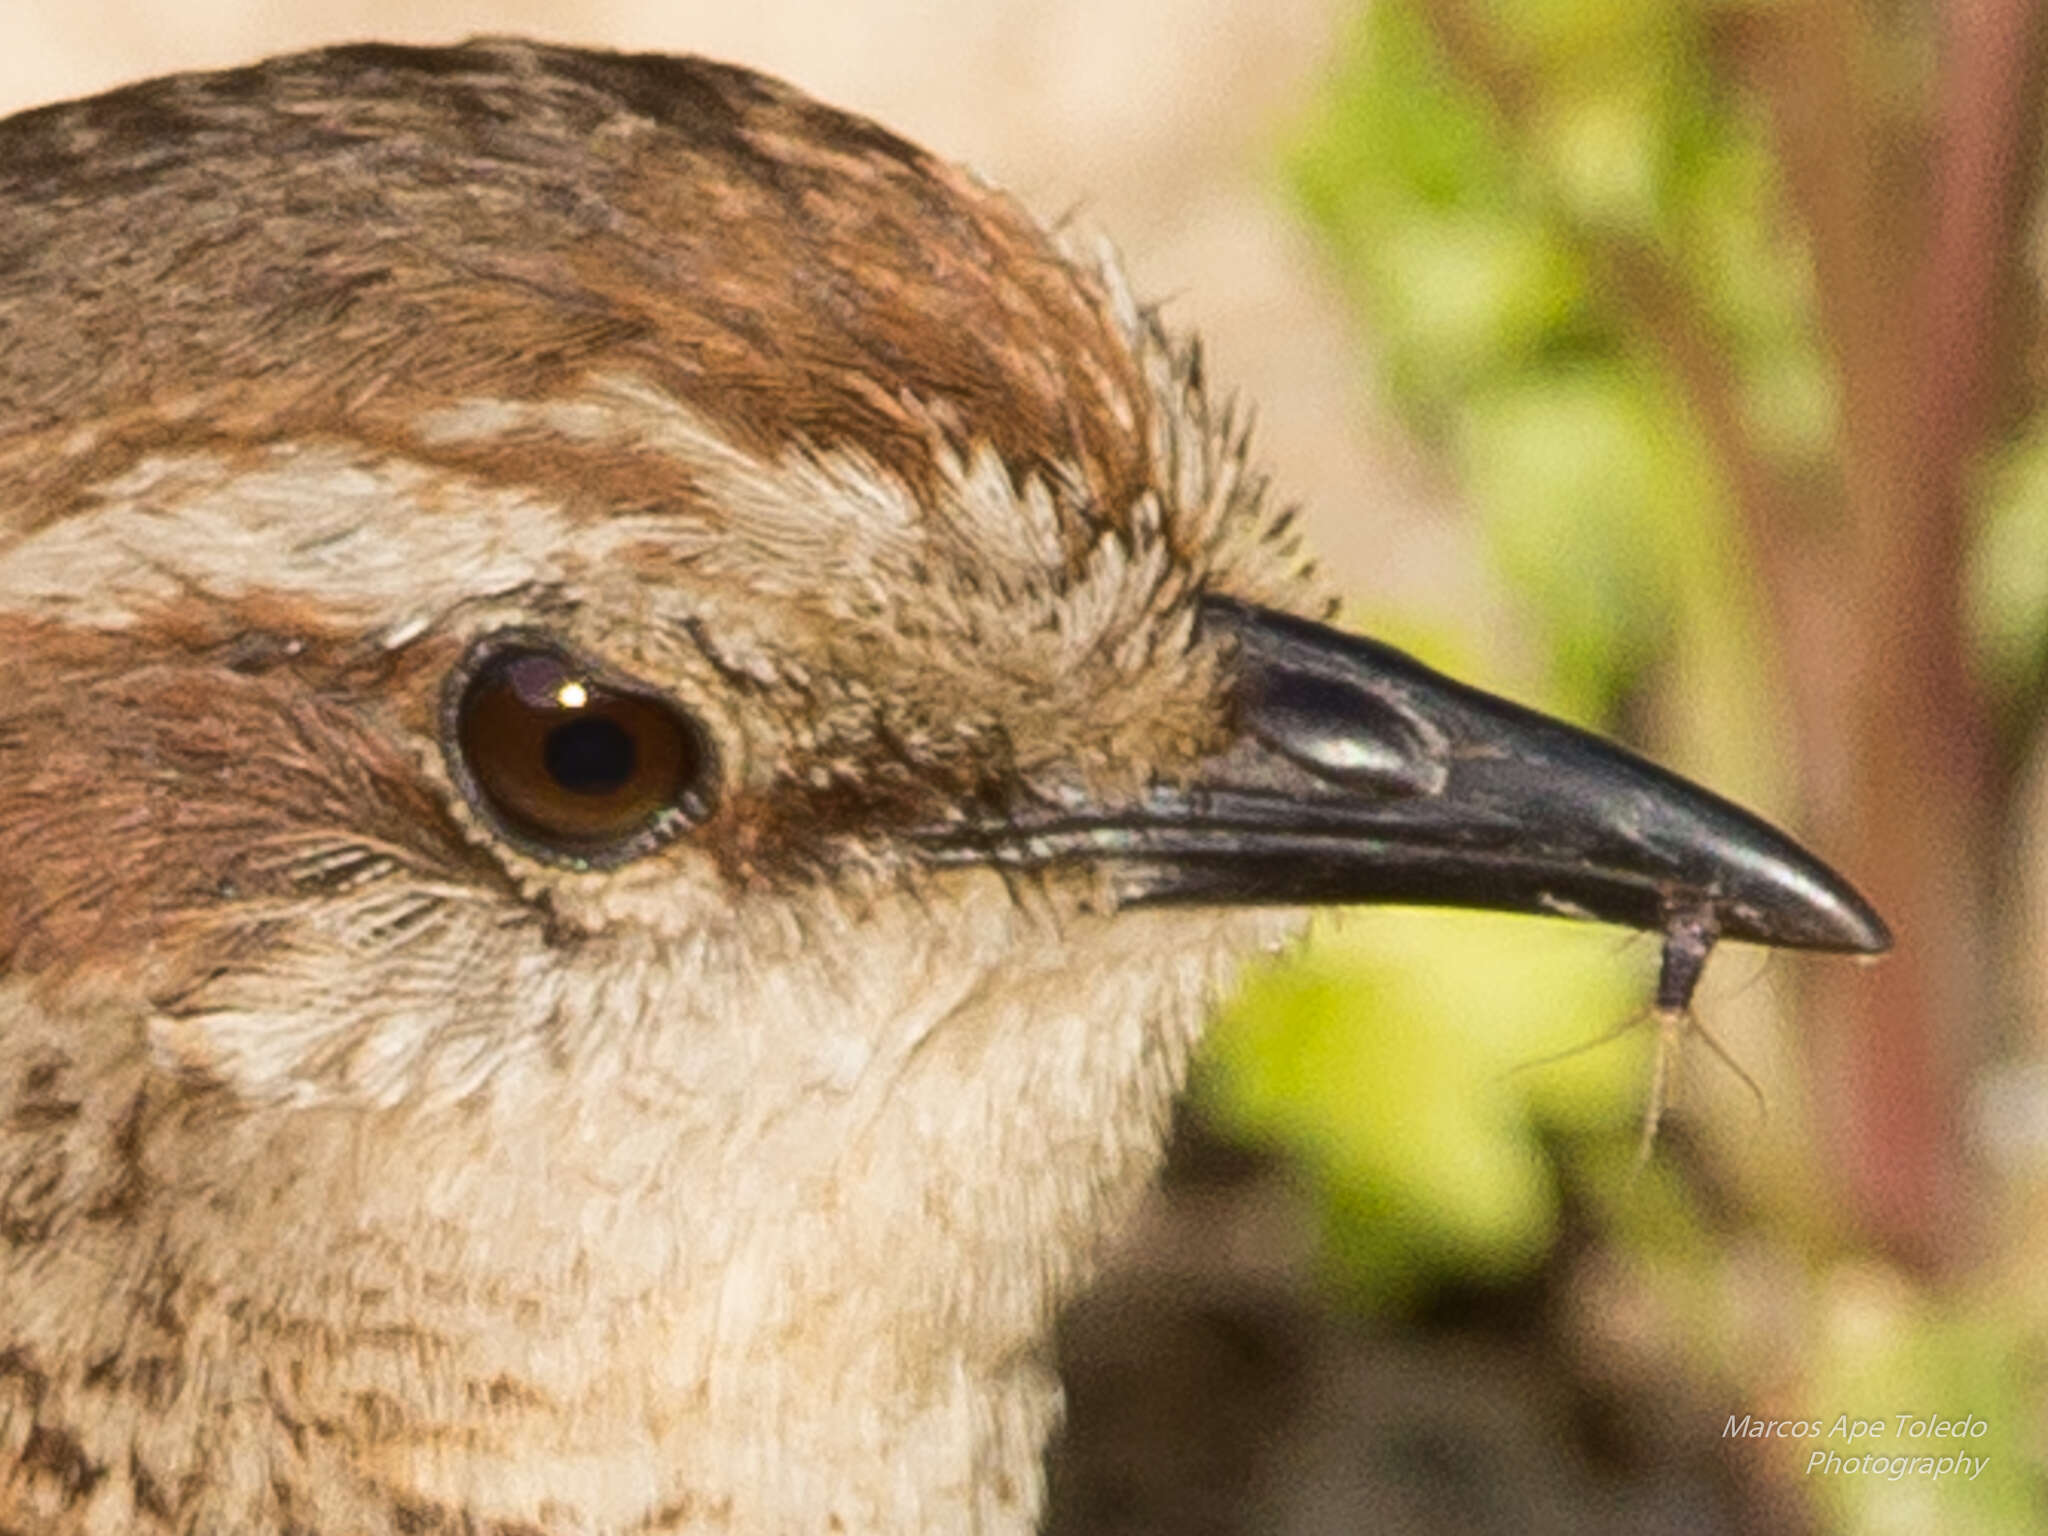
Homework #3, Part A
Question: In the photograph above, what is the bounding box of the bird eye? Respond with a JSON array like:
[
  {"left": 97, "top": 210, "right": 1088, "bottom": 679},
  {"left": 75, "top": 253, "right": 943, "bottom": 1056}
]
[{"left": 448, "top": 642, "right": 715, "bottom": 866}]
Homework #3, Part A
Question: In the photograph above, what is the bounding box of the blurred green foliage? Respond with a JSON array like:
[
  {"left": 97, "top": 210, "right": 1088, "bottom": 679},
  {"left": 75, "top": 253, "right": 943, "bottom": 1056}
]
[
  {"left": 1801, "top": 1267, "right": 2038, "bottom": 1534},
  {"left": 1283, "top": 0, "right": 1828, "bottom": 723},
  {"left": 1202, "top": 4, "right": 2041, "bottom": 1529},
  {"left": 1204, "top": 908, "right": 1651, "bottom": 1303},
  {"left": 1972, "top": 421, "right": 2048, "bottom": 715}
]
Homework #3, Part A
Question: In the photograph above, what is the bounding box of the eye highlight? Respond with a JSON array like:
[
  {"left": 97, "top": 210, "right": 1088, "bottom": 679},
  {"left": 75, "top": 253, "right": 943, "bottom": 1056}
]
[{"left": 448, "top": 641, "right": 715, "bottom": 866}]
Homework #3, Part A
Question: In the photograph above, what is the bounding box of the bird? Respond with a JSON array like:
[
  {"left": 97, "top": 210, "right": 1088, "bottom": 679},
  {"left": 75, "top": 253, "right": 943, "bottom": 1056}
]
[{"left": 0, "top": 38, "right": 1886, "bottom": 1536}]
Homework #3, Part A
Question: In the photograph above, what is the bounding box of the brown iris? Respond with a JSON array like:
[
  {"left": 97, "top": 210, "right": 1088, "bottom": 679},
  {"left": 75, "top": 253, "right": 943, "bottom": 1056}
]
[{"left": 451, "top": 643, "right": 714, "bottom": 865}]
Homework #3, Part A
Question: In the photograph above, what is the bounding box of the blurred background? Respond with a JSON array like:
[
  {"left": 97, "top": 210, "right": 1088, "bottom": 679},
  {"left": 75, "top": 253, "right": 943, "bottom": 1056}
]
[{"left": 4, "top": 2, "right": 2039, "bottom": 1531}]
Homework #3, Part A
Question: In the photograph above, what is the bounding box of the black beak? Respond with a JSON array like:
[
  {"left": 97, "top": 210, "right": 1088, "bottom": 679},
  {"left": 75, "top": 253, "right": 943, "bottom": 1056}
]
[{"left": 923, "top": 598, "right": 1889, "bottom": 955}]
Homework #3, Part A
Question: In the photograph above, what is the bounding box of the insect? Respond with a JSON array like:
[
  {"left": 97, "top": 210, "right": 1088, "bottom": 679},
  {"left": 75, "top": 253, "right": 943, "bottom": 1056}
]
[{"left": 1515, "top": 902, "right": 1767, "bottom": 1163}]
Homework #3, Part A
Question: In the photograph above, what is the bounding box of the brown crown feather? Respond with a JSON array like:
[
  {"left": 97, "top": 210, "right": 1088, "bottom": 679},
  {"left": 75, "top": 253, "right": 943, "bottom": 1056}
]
[{"left": 0, "top": 39, "right": 1154, "bottom": 556}]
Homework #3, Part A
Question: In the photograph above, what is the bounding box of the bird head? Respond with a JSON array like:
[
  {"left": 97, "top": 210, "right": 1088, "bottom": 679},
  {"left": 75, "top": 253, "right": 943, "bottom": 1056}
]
[{"left": 0, "top": 39, "right": 1885, "bottom": 1533}]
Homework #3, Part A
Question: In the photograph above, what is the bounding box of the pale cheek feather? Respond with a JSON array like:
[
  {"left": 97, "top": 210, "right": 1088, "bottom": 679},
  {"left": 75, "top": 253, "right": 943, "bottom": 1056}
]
[{"left": 0, "top": 873, "right": 1288, "bottom": 1530}]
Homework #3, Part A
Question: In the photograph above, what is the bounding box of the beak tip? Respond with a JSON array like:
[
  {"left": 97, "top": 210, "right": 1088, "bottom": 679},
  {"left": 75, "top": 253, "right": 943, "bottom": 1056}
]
[
  {"left": 1761, "top": 862, "right": 1891, "bottom": 955},
  {"left": 1838, "top": 894, "right": 1894, "bottom": 957}
]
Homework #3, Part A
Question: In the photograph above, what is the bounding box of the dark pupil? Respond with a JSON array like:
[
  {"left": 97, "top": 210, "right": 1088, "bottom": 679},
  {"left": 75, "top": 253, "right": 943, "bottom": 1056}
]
[{"left": 543, "top": 716, "right": 638, "bottom": 796}]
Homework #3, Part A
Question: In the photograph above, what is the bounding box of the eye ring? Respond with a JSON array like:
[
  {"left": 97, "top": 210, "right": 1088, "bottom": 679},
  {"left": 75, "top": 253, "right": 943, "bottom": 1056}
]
[{"left": 443, "top": 634, "right": 718, "bottom": 869}]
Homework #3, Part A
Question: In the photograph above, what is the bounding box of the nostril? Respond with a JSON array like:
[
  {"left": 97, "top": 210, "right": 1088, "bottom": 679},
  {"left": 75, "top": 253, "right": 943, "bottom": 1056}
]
[{"left": 1245, "top": 670, "right": 1445, "bottom": 797}]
